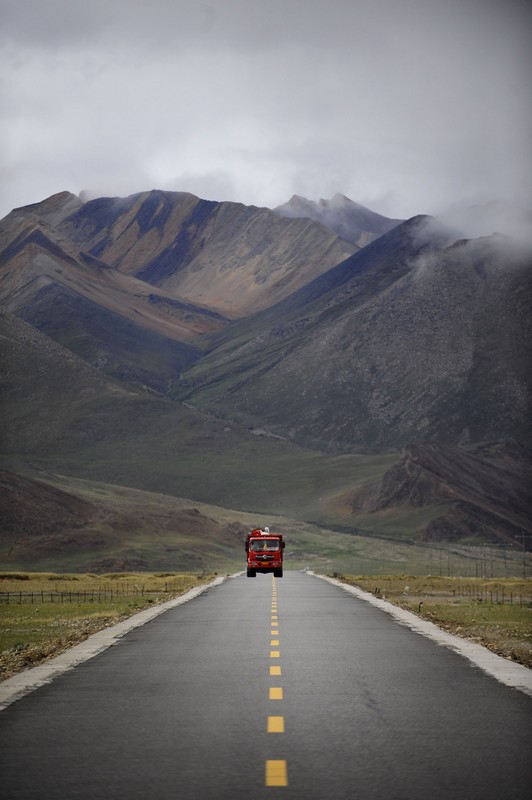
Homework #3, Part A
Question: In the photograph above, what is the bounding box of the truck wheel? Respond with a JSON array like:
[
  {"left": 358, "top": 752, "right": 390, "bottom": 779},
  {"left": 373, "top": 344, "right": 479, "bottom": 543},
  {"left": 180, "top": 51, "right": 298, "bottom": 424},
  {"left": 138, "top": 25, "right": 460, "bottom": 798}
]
[
  {"left": 247, "top": 569, "right": 256, "bottom": 577},
  {"left": 274, "top": 569, "right": 283, "bottom": 578}
]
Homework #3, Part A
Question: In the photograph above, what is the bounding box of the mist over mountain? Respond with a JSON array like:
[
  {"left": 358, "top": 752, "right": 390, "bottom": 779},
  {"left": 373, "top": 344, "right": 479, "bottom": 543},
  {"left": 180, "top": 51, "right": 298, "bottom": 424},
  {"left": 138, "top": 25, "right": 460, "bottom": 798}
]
[
  {"left": 1, "top": 188, "right": 531, "bottom": 562},
  {"left": 439, "top": 201, "right": 532, "bottom": 247},
  {"left": 274, "top": 192, "right": 401, "bottom": 247}
]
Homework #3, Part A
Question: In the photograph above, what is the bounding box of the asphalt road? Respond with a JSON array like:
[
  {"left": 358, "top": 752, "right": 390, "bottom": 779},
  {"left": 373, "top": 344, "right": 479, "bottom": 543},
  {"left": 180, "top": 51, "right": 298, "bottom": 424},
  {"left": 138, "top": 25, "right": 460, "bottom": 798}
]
[{"left": 1, "top": 571, "right": 531, "bottom": 800}]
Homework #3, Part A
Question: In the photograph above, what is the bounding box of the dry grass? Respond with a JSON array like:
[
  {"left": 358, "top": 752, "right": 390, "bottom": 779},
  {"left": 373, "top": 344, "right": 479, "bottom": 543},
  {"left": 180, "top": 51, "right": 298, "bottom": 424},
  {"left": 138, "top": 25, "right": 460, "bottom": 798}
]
[{"left": 0, "top": 572, "right": 213, "bottom": 681}]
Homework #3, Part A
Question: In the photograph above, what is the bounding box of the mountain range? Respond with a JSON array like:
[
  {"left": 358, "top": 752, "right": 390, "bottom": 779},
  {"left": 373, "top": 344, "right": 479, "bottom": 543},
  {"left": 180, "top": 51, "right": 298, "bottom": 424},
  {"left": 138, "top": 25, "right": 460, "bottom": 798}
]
[{"left": 0, "top": 188, "right": 530, "bottom": 570}]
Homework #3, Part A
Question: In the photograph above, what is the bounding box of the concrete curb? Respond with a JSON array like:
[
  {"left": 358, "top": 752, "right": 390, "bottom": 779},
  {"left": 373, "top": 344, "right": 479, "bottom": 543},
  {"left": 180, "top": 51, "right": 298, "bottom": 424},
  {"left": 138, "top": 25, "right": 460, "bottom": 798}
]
[
  {"left": 311, "top": 572, "right": 532, "bottom": 698},
  {"left": 0, "top": 575, "right": 226, "bottom": 712}
]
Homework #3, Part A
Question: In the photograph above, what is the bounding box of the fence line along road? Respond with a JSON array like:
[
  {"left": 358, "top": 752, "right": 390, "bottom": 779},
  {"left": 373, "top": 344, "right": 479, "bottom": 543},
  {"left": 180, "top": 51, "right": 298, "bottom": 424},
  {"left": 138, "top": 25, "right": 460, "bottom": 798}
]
[{"left": 0, "top": 587, "right": 172, "bottom": 605}]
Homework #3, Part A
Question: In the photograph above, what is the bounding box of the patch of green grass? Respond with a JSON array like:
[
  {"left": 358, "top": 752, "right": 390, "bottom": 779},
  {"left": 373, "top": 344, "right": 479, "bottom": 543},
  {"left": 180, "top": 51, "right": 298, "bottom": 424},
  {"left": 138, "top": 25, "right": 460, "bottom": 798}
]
[{"left": 348, "top": 504, "right": 449, "bottom": 538}]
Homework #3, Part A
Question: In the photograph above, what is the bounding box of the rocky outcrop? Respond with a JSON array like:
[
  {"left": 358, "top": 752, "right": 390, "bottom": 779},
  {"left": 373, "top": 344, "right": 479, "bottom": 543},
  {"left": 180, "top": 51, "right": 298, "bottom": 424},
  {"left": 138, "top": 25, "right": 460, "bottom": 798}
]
[{"left": 350, "top": 440, "right": 532, "bottom": 546}]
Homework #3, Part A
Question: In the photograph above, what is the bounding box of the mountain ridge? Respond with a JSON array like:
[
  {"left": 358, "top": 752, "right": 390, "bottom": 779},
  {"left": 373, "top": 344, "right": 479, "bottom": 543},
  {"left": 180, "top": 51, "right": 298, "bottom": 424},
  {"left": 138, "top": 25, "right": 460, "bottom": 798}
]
[
  {"left": 56, "top": 189, "right": 359, "bottom": 317},
  {"left": 274, "top": 192, "right": 402, "bottom": 247}
]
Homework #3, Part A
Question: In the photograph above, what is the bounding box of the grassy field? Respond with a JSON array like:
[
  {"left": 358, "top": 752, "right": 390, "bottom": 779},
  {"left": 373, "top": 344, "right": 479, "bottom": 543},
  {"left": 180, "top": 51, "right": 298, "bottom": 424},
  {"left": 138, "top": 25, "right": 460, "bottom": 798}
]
[
  {"left": 336, "top": 574, "right": 532, "bottom": 668},
  {"left": 0, "top": 572, "right": 214, "bottom": 681}
]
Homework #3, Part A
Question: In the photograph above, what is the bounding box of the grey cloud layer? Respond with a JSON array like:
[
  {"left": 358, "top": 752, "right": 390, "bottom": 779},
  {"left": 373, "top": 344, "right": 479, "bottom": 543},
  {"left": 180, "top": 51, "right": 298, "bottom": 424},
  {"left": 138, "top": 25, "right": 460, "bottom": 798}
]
[{"left": 1, "top": 0, "right": 531, "bottom": 219}]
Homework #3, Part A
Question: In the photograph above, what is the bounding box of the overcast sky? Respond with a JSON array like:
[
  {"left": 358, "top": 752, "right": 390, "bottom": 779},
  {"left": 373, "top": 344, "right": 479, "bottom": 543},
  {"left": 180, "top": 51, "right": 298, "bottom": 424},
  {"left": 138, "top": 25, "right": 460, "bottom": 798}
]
[{"left": 1, "top": 0, "right": 531, "bottom": 221}]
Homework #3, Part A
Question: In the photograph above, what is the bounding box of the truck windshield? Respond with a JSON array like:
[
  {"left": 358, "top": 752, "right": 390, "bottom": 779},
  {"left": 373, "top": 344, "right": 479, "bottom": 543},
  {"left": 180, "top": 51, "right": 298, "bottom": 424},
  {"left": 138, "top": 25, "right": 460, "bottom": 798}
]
[{"left": 250, "top": 539, "right": 280, "bottom": 552}]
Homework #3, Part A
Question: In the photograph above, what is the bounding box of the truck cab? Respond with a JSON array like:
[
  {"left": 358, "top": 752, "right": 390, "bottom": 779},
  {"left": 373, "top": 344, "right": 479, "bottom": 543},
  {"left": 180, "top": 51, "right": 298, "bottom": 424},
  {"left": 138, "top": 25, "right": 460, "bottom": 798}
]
[{"left": 245, "top": 529, "right": 285, "bottom": 577}]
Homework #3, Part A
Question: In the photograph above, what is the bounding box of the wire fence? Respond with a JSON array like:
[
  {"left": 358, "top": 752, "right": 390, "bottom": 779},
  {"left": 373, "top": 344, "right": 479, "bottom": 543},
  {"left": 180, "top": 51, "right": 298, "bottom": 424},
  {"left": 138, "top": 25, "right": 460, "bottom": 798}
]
[
  {"left": 0, "top": 585, "right": 176, "bottom": 605},
  {"left": 453, "top": 584, "right": 531, "bottom": 606}
]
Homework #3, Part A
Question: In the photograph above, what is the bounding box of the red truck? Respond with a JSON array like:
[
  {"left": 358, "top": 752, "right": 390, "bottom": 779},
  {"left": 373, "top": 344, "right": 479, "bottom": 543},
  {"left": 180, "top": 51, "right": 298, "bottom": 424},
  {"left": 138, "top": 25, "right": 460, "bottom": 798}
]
[{"left": 245, "top": 528, "right": 285, "bottom": 578}]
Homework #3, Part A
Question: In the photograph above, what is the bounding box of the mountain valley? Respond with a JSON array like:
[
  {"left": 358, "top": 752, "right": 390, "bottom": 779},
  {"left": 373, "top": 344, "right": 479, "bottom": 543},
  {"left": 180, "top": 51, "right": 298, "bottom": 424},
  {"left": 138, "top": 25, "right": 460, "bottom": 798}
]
[{"left": 0, "top": 189, "right": 530, "bottom": 572}]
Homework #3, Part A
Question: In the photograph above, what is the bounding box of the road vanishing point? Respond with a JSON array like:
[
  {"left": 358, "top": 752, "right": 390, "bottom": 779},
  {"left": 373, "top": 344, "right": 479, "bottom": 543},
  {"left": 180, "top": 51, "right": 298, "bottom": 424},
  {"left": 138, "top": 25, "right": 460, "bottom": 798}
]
[{"left": 0, "top": 571, "right": 531, "bottom": 799}]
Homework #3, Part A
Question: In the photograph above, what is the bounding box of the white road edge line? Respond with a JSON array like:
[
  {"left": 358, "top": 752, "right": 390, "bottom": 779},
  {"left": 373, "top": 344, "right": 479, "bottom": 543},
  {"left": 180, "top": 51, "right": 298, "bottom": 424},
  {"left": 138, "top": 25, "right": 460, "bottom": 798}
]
[
  {"left": 311, "top": 572, "right": 532, "bottom": 698},
  {"left": 0, "top": 576, "right": 227, "bottom": 712}
]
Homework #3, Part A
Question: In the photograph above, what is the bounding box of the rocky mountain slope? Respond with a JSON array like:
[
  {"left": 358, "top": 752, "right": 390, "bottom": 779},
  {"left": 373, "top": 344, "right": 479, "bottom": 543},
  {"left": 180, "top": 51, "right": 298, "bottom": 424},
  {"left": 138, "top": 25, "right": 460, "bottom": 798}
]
[
  {"left": 56, "top": 189, "right": 358, "bottom": 317},
  {"left": 177, "top": 216, "right": 532, "bottom": 451},
  {"left": 274, "top": 192, "right": 401, "bottom": 247},
  {"left": 0, "top": 202, "right": 231, "bottom": 391},
  {"left": 349, "top": 439, "right": 532, "bottom": 547},
  {"left": 0, "top": 189, "right": 359, "bottom": 390}
]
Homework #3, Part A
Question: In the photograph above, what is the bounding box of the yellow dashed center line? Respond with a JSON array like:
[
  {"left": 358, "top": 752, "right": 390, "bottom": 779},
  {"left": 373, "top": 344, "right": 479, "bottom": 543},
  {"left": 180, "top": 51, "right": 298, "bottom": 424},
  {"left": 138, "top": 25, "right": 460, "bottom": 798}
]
[
  {"left": 266, "top": 760, "right": 288, "bottom": 786},
  {"left": 267, "top": 716, "right": 285, "bottom": 733},
  {"left": 266, "top": 577, "right": 286, "bottom": 786}
]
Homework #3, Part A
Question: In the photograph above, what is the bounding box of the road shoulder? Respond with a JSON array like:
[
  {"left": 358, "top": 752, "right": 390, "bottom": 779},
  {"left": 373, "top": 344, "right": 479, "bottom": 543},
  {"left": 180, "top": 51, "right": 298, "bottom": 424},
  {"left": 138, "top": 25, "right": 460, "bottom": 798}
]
[
  {"left": 0, "top": 576, "right": 226, "bottom": 712},
  {"left": 313, "top": 572, "right": 532, "bottom": 697}
]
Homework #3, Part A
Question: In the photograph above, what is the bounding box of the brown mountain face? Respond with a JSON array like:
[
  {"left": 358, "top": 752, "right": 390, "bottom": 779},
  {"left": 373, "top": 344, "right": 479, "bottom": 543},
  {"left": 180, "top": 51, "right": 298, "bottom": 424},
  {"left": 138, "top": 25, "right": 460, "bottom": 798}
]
[
  {"left": 0, "top": 470, "right": 96, "bottom": 539},
  {"left": 0, "top": 201, "right": 229, "bottom": 340},
  {"left": 349, "top": 439, "right": 532, "bottom": 546},
  {"left": 57, "top": 190, "right": 358, "bottom": 317},
  {"left": 0, "top": 200, "right": 232, "bottom": 390},
  {"left": 0, "top": 190, "right": 358, "bottom": 389},
  {"left": 0, "top": 468, "right": 247, "bottom": 570}
]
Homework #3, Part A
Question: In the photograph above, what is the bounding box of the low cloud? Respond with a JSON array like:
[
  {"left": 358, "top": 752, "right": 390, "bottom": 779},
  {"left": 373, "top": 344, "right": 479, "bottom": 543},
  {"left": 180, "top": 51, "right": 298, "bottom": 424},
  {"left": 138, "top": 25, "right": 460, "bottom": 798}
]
[
  {"left": 438, "top": 203, "right": 532, "bottom": 248},
  {"left": 1, "top": 0, "right": 531, "bottom": 220}
]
